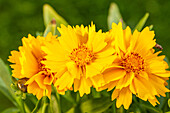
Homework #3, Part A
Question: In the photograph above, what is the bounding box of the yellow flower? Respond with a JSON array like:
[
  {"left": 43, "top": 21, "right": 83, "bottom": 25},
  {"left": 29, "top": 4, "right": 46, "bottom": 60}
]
[
  {"left": 42, "top": 23, "right": 115, "bottom": 96},
  {"left": 8, "top": 33, "right": 63, "bottom": 99},
  {"left": 99, "top": 22, "right": 170, "bottom": 109}
]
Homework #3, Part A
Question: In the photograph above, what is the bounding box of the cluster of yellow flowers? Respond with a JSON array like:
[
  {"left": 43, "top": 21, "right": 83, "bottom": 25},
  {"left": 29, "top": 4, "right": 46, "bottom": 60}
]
[{"left": 8, "top": 22, "right": 170, "bottom": 109}]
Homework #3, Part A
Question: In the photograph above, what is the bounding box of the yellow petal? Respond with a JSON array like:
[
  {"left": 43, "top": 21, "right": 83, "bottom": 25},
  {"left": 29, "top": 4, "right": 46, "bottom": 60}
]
[
  {"left": 139, "top": 71, "right": 149, "bottom": 80},
  {"left": 85, "top": 63, "right": 101, "bottom": 78},
  {"left": 103, "top": 68, "right": 126, "bottom": 84},
  {"left": 20, "top": 46, "right": 39, "bottom": 78},
  {"left": 66, "top": 61, "right": 81, "bottom": 79},
  {"left": 111, "top": 89, "right": 120, "bottom": 100},
  {"left": 149, "top": 74, "right": 170, "bottom": 97},
  {"left": 115, "top": 22, "right": 127, "bottom": 53},
  {"left": 35, "top": 72, "right": 46, "bottom": 89},
  {"left": 44, "top": 75, "right": 54, "bottom": 85},
  {"left": 116, "top": 87, "right": 132, "bottom": 109},
  {"left": 149, "top": 60, "right": 168, "bottom": 74},
  {"left": 129, "top": 80, "right": 136, "bottom": 94},
  {"left": 116, "top": 72, "right": 134, "bottom": 89},
  {"left": 96, "top": 44, "right": 115, "bottom": 58},
  {"left": 55, "top": 71, "right": 74, "bottom": 90},
  {"left": 148, "top": 97, "right": 160, "bottom": 106},
  {"left": 87, "top": 29, "right": 107, "bottom": 53},
  {"left": 123, "top": 26, "right": 131, "bottom": 49},
  {"left": 58, "top": 25, "right": 78, "bottom": 52},
  {"left": 134, "top": 27, "right": 156, "bottom": 54},
  {"left": 134, "top": 76, "right": 157, "bottom": 100},
  {"left": 90, "top": 74, "right": 105, "bottom": 88},
  {"left": 75, "top": 76, "right": 92, "bottom": 97}
]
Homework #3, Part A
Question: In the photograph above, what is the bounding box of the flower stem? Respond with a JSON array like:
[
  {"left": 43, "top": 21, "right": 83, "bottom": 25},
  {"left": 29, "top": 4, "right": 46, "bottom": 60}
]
[
  {"left": 112, "top": 100, "right": 116, "bottom": 113},
  {"left": 16, "top": 96, "right": 26, "bottom": 113},
  {"left": 76, "top": 92, "right": 80, "bottom": 103},
  {"left": 56, "top": 92, "right": 61, "bottom": 113}
]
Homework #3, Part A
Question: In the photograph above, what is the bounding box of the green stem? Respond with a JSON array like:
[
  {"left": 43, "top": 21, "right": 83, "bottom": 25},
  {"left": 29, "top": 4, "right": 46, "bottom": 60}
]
[
  {"left": 112, "top": 100, "right": 116, "bottom": 113},
  {"left": 31, "top": 99, "right": 41, "bottom": 113},
  {"left": 42, "top": 97, "right": 49, "bottom": 113},
  {"left": 56, "top": 92, "right": 61, "bottom": 113},
  {"left": 76, "top": 92, "right": 80, "bottom": 103},
  {"left": 15, "top": 96, "right": 26, "bottom": 113}
]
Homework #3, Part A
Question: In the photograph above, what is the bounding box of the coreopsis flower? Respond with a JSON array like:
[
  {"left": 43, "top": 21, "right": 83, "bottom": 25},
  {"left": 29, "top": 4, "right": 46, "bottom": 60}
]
[
  {"left": 42, "top": 23, "right": 115, "bottom": 96},
  {"left": 8, "top": 33, "right": 63, "bottom": 99},
  {"left": 99, "top": 22, "right": 170, "bottom": 109}
]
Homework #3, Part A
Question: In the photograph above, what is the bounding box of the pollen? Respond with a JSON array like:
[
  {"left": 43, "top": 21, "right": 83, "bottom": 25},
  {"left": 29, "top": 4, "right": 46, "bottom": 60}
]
[
  {"left": 121, "top": 53, "right": 145, "bottom": 74},
  {"left": 69, "top": 45, "right": 94, "bottom": 66}
]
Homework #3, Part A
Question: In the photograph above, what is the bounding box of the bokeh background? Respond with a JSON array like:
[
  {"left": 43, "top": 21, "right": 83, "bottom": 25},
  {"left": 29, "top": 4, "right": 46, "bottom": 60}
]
[{"left": 0, "top": 0, "right": 170, "bottom": 63}]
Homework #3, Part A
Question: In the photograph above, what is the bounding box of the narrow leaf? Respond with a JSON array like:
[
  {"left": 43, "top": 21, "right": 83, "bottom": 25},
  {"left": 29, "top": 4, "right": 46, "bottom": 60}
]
[
  {"left": 134, "top": 13, "right": 149, "bottom": 31},
  {"left": 108, "top": 3, "right": 126, "bottom": 29}
]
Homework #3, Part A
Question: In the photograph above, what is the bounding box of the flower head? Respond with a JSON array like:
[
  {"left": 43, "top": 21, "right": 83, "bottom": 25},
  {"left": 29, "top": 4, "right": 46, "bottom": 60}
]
[
  {"left": 42, "top": 23, "right": 115, "bottom": 96},
  {"left": 99, "top": 22, "right": 170, "bottom": 109},
  {"left": 8, "top": 33, "right": 61, "bottom": 99}
]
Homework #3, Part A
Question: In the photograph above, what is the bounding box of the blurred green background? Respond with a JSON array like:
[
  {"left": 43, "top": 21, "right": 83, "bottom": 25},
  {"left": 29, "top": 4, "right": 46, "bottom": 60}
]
[{"left": 0, "top": 0, "right": 170, "bottom": 63}]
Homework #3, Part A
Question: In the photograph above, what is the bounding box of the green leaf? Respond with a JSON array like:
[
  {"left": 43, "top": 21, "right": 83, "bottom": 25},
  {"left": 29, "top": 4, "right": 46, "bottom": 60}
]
[
  {"left": 1, "top": 107, "right": 19, "bottom": 113},
  {"left": 0, "top": 91, "right": 15, "bottom": 112},
  {"left": 165, "top": 112, "right": 170, "bottom": 113},
  {"left": 80, "top": 97, "right": 112, "bottom": 113},
  {"left": 0, "top": 59, "right": 16, "bottom": 104},
  {"left": 139, "top": 103, "right": 162, "bottom": 113},
  {"left": 31, "top": 99, "right": 42, "bottom": 113},
  {"left": 134, "top": 13, "right": 149, "bottom": 31},
  {"left": 50, "top": 95, "right": 60, "bottom": 113},
  {"left": 91, "top": 87, "right": 101, "bottom": 98},
  {"left": 66, "top": 107, "right": 75, "bottom": 113},
  {"left": 43, "top": 4, "right": 68, "bottom": 27},
  {"left": 0, "top": 58, "right": 12, "bottom": 89},
  {"left": 108, "top": 3, "right": 126, "bottom": 29},
  {"left": 168, "top": 99, "right": 170, "bottom": 108}
]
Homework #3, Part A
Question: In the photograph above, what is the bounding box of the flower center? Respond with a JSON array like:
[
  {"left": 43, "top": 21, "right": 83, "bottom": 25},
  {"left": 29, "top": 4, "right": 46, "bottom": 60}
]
[
  {"left": 38, "top": 57, "right": 55, "bottom": 78},
  {"left": 70, "top": 45, "right": 94, "bottom": 66},
  {"left": 38, "top": 57, "right": 46, "bottom": 71},
  {"left": 121, "top": 53, "right": 145, "bottom": 74}
]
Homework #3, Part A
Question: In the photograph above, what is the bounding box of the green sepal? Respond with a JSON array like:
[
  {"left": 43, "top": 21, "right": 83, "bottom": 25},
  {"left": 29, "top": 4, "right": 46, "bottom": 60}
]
[
  {"left": 108, "top": 3, "right": 126, "bottom": 29},
  {"left": 43, "top": 4, "right": 68, "bottom": 27}
]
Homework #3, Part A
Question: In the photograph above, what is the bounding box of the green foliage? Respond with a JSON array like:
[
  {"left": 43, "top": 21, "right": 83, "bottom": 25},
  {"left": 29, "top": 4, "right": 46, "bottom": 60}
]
[
  {"left": 80, "top": 97, "right": 113, "bottom": 113},
  {"left": 43, "top": 4, "right": 68, "bottom": 27},
  {"left": 0, "top": 59, "right": 16, "bottom": 105},
  {"left": 133, "top": 13, "right": 149, "bottom": 32},
  {"left": 1, "top": 0, "right": 170, "bottom": 62},
  {"left": 108, "top": 3, "right": 126, "bottom": 29}
]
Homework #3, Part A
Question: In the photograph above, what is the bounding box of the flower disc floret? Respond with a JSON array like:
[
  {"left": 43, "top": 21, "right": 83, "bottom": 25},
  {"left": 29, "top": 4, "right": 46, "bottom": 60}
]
[
  {"left": 69, "top": 45, "right": 94, "bottom": 66},
  {"left": 121, "top": 53, "right": 145, "bottom": 74}
]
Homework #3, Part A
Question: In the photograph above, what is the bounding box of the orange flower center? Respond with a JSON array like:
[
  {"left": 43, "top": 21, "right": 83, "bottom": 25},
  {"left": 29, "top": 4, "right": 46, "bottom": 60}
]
[
  {"left": 70, "top": 45, "right": 94, "bottom": 66},
  {"left": 38, "top": 58, "right": 53, "bottom": 77},
  {"left": 38, "top": 57, "right": 46, "bottom": 71},
  {"left": 121, "top": 53, "right": 145, "bottom": 74}
]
